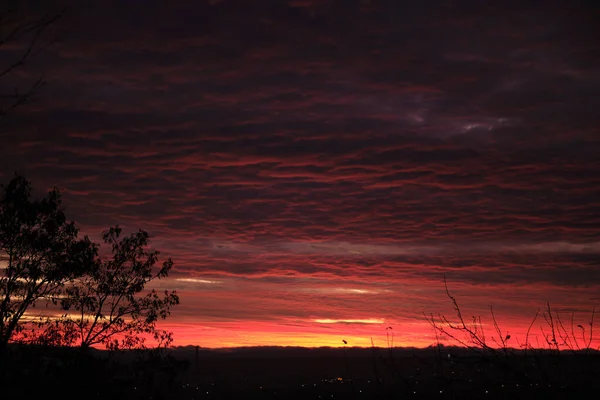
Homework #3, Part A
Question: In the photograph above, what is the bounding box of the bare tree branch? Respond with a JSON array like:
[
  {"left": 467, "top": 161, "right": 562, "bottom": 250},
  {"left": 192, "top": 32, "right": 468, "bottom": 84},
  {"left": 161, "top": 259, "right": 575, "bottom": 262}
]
[{"left": 0, "top": 5, "right": 64, "bottom": 117}]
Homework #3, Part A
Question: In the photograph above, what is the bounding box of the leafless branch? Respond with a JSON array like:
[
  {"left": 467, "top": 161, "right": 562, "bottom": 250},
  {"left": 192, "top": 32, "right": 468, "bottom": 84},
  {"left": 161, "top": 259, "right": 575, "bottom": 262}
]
[{"left": 0, "top": 6, "right": 64, "bottom": 117}]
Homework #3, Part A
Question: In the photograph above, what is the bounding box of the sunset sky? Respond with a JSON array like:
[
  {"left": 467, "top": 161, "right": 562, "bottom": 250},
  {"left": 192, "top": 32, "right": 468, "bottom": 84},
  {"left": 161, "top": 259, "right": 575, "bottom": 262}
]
[{"left": 1, "top": 0, "right": 599, "bottom": 349}]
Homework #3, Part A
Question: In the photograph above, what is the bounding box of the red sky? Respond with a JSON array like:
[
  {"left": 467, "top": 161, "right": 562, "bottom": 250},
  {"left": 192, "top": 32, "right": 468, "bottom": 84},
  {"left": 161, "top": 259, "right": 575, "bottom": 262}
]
[{"left": 1, "top": 0, "right": 599, "bottom": 349}]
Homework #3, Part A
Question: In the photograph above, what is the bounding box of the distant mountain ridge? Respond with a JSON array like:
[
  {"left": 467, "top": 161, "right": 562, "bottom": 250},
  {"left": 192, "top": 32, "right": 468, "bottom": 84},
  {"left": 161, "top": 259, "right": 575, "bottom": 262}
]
[{"left": 168, "top": 344, "right": 599, "bottom": 358}]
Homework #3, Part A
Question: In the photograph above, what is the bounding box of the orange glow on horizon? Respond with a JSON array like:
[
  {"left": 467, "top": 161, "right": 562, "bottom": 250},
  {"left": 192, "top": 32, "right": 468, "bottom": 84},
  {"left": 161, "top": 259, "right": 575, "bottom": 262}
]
[{"left": 159, "top": 318, "right": 600, "bottom": 350}]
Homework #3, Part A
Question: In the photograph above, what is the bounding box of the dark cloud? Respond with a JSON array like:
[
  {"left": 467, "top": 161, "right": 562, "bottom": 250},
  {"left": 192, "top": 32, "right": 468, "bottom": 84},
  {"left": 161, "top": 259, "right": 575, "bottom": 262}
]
[{"left": 1, "top": 0, "right": 599, "bottom": 347}]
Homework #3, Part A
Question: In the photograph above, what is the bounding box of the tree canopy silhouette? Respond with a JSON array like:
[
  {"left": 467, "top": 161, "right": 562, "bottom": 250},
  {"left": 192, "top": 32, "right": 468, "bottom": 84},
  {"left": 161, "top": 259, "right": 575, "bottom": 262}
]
[
  {"left": 0, "top": 174, "right": 97, "bottom": 352},
  {"left": 42, "top": 226, "right": 180, "bottom": 350}
]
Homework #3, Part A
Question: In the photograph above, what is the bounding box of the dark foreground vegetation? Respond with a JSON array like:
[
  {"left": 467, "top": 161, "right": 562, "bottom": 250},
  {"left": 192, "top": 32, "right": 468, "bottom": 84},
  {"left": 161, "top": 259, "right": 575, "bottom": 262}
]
[{"left": 2, "top": 344, "right": 600, "bottom": 399}]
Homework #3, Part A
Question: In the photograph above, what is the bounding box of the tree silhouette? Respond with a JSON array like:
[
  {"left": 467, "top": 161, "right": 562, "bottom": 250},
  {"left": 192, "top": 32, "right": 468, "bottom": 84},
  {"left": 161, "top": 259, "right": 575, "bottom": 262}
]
[
  {"left": 0, "top": 3, "right": 63, "bottom": 117},
  {"left": 0, "top": 174, "right": 97, "bottom": 353},
  {"left": 52, "top": 226, "right": 179, "bottom": 350}
]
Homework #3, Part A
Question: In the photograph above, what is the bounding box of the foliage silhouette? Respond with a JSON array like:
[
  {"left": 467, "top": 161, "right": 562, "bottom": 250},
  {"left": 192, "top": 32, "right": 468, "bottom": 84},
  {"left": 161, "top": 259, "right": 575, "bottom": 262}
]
[
  {"left": 0, "top": 175, "right": 183, "bottom": 397},
  {"left": 0, "top": 174, "right": 97, "bottom": 355},
  {"left": 40, "top": 226, "right": 180, "bottom": 350}
]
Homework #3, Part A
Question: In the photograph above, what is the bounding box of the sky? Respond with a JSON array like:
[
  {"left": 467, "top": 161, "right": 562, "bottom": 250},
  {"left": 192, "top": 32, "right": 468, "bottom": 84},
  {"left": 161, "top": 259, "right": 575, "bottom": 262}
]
[{"left": 1, "top": 0, "right": 599, "bottom": 348}]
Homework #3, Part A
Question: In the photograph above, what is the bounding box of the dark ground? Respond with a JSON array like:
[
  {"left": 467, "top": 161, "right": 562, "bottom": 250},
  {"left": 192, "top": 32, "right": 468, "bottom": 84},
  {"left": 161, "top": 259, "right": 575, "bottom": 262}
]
[{"left": 1, "top": 345, "right": 599, "bottom": 399}]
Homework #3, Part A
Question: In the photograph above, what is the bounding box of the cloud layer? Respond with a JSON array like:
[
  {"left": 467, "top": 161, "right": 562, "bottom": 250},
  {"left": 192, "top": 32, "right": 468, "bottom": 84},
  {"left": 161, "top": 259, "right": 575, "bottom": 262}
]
[{"left": 1, "top": 0, "right": 599, "bottom": 347}]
